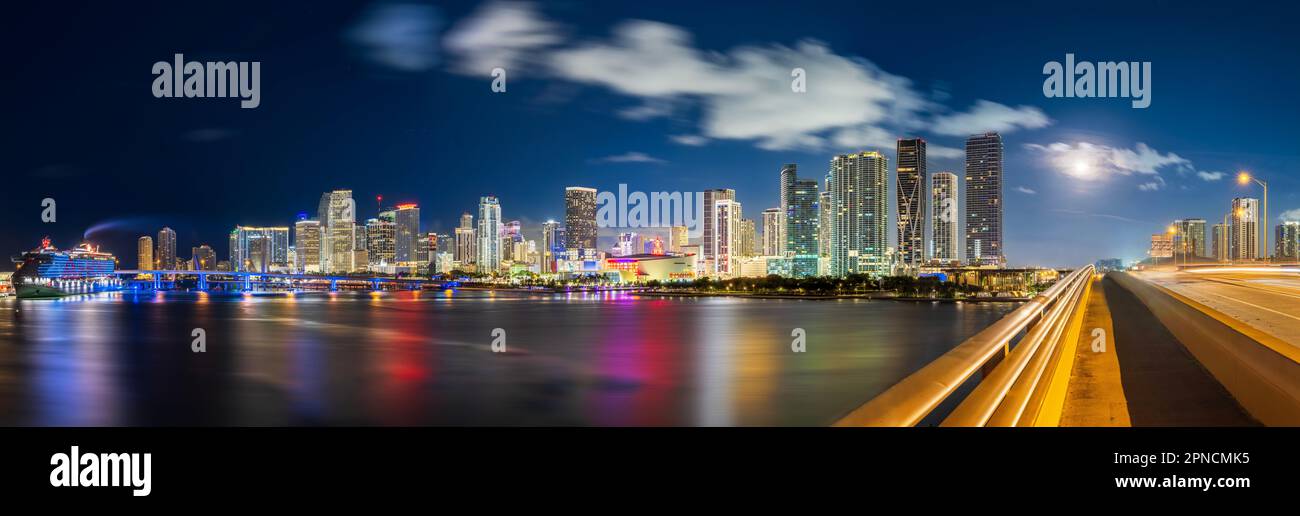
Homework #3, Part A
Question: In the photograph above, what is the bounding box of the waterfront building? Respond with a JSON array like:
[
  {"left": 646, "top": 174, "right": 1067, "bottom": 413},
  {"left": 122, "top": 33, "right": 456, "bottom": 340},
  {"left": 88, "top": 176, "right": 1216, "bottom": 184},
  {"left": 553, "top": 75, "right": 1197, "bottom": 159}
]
[
  {"left": 829, "top": 151, "right": 888, "bottom": 276},
  {"left": 965, "top": 133, "right": 1004, "bottom": 266},
  {"left": 294, "top": 219, "right": 323, "bottom": 273},
  {"left": 896, "top": 138, "right": 927, "bottom": 267},
  {"left": 931, "top": 171, "right": 960, "bottom": 264},
  {"left": 1231, "top": 197, "right": 1260, "bottom": 260},
  {"left": 157, "top": 227, "right": 177, "bottom": 270},
  {"left": 702, "top": 189, "right": 735, "bottom": 263},
  {"left": 137, "top": 236, "right": 154, "bottom": 271},
  {"left": 564, "top": 187, "right": 598, "bottom": 252},
  {"left": 478, "top": 196, "right": 503, "bottom": 272}
]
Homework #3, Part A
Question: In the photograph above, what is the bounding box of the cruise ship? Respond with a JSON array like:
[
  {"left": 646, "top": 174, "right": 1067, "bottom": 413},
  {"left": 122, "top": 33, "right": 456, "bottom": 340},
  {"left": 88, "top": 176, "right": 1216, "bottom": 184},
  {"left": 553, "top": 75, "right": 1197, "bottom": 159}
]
[{"left": 10, "top": 237, "right": 122, "bottom": 298}]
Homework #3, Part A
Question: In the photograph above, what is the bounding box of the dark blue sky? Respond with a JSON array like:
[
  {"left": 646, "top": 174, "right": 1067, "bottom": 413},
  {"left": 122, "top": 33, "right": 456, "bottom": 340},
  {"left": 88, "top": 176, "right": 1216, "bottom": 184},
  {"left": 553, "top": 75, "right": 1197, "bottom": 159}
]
[{"left": 4, "top": 0, "right": 1299, "bottom": 267}]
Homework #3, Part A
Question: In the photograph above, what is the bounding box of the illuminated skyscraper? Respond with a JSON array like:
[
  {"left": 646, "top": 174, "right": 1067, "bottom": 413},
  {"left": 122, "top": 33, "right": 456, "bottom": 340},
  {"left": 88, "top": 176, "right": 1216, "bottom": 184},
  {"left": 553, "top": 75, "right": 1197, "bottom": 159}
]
[
  {"left": 478, "top": 196, "right": 503, "bottom": 272},
  {"left": 965, "top": 133, "right": 1004, "bottom": 266},
  {"left": 325, "top": 189, "right": 356, "bottom": 273},
  {"left": 931, "top": 171, "right": 959, "bottom": 263},
  {"left": 542, "top": 220, "right": 562, "bottom": 272},
  {"left": 294, "top": 219, "right": 323, "bottom": 273},
  {"left": 564, "top": 187, "right": 597, "bottom": 252},
  {"left": 1232, "top": 197, "right": 1260, "bottom": 260},
  {"left": 702, "top": 189, "right": 735, "bottom": 262},
  {"left": 713, "top": 199, "right": 743, "bottom": 276},
  {"left": 787, "top": 178, "right": 820, "bottom": 277},
  {"left": 762, "top": 208, "right": 784, "bottom": 256},
  {"left": 896, "top": 138, "right": 927, "bottom": 267},
  {"left": 739, "top": 218, "right": 757, "bottom": 257},
  {"left": 829, "top": 151, "right": 888, "bottom": 276},
  {"left": 230, "top": 226, "right": 290, "bottom": 272},
  {"left": 366, "top": 210, "right": 396, "bottom": 267},
  {"left": 1212, "top": 223, "right": 1228, "bottom": 262},
  {"left": 137, "top": 236, "right": 154, "bottom": 270},
  {"left": 818, "top": 189, "right": 831, "bottom": 258},
  {"left": 394, "top": 204, "right": 420, "bottom": 267},
  {"left": 157, "top": 227, "right": 177, "bottom": 270},
  {"left": 1276, "top": 221, "right": 1300, "bottom": 260}
]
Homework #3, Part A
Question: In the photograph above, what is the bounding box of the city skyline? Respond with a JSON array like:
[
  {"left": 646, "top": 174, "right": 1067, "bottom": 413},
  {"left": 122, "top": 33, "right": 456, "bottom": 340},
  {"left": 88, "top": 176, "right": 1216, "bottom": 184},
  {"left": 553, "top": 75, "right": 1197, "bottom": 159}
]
[{"left": 4, "top": 1, "right": 1300, "bottom": 269}]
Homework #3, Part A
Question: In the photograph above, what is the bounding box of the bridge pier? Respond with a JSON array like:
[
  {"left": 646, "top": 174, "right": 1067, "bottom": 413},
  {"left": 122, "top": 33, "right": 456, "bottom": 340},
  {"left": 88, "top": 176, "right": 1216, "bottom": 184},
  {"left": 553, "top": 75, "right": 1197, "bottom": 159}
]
[
  {"left": 330, "top": 279, "right": 338, "bottom": 292},
  {"left": 243, "top": 275, "right": 252, "bottom": 292},
  {"left": 198, "top": 274, "right": 208, "bottom": 291},
  {"left": 372, "top": 279, "right": 381, "bottom": 291}
]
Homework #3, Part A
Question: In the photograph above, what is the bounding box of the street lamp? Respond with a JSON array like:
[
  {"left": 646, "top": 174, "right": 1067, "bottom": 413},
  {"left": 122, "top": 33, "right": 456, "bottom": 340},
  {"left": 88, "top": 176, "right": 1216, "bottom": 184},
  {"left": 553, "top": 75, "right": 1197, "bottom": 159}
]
[{"left": 1238, "top": 171, "right": 1268, "bottom": 261}]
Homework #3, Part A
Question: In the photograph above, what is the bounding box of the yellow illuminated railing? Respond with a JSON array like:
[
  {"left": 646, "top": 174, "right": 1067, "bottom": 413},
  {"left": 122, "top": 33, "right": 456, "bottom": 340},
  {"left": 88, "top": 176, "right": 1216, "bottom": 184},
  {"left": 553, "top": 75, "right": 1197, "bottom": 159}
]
[{"left": 834, "top": 265, "right": 1095, "bottom": 427}]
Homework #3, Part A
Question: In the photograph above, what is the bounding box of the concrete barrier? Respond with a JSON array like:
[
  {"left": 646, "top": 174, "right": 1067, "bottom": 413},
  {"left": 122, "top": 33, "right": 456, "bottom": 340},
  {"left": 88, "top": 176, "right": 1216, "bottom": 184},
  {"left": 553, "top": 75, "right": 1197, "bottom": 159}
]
[{"left": 1110, "top": 272, "right": 1300, "bottom": 426}]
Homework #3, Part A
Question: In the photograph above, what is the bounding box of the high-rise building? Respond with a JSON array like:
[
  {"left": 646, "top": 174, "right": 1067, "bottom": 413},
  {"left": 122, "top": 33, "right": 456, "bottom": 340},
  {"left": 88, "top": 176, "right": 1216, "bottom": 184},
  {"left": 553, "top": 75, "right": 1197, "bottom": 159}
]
[
  {"left": 818, "top": 189, "right": 831, "bottom": 258},
  {"left": 478, "top": 196, "right": 503, "bottom": 272},
  {"left": 1276, "top": 221, "right": 1300, "bottom": 261},
  {"left": 366, "top": 210, "right": 396, "bottom": 268},
  {"left": 192, "top": 244, "right": 216, "bottom": 271},
  {"left": 762, "top": 208, "right": 784, "bottom": 256},
  {"left": 669, "top": 225, "right": 688, "bottom": 254},
  {"left": 157, "top": 227, "right": 177, "bottom": 270},
  {"left": 542, "top": 220, "right": 562, "bottom": 273},
  {"left": 1212, "top": 223, "right": 1228, "bottom": 262},
  {"left": 1231, "top": 197, "right": 1260, "bottom": 261},
  {"left": 564, "top": 187, "right": 598, "bottom": 252},
  {"left": 739, "top": 218, "right": 757, "bottom": 257},
  {"left": 713, "top": 199, "right": 743, "bottom": 276},
  {"left": 829, "top": 151, "right": 888, "bottom": 276},
  {"left": 965, "top": 133, "right": 1004, "bottom": 266},
  {"left": 294, "top": 219, "right": 323, "bottom": 273},
  {"left": 455, "top": 226, "right": 476, "bottom": 266},
  {"left": 779, "top": 164, "right": 797, "bottom": 218},
  {"left": 1174, "top": 218, "right": 1207, "bottom": 258},
  {"left": 230, "top": 226, "right": 290, "bottom": 272},
  {"left": 931, "top": 171, "right": 960, "bottom": 263},
  {"left": 394, "top": 204, "right": 420, "bottom": 266},
  {"left": 325, "top": 189, "right": 356, "bottom": 273},
  {"left": 137, "top": 236, "right": 154, "bottom": 270},
  {"left": 787, "top": 178, "right": 820, "bottom": 277},
  {"left": 702, "top": 189, "right": 735, "bottom": 262},
  {"left": 896, "top": 138, "right": 927, "bottom": 267}
]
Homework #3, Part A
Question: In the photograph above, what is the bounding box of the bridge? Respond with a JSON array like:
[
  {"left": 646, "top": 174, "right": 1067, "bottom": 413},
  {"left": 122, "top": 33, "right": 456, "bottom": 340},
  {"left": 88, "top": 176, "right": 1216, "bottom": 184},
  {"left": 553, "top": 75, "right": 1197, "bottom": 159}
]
[
  {"left": 114, "top": 270, "right": 445, "bottom": 292},
  {"left": 835, "top": 264, "right": 1300, "bottom": 427}
]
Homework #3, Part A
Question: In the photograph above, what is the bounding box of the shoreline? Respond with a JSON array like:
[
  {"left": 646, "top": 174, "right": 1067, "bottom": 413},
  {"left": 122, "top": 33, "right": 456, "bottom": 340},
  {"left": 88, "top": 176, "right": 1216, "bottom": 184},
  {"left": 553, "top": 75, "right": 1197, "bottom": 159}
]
[{"left": 631, "top": 290, "right": 1028, "bottom": 302}]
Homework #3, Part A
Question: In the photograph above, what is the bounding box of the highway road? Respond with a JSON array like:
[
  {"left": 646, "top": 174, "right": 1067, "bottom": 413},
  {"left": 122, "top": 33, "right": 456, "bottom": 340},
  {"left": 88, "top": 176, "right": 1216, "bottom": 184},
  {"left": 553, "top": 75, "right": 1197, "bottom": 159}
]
[{"left": 1138, "top": 269, "right": 1300, "bottom": 353}]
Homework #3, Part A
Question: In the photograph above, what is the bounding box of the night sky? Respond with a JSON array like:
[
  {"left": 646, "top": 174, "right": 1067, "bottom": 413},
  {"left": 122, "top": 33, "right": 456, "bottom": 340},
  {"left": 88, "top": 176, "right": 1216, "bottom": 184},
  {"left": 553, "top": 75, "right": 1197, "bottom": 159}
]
[{"left": 4, "top": 0, "right": 1299, "bottom": 268}]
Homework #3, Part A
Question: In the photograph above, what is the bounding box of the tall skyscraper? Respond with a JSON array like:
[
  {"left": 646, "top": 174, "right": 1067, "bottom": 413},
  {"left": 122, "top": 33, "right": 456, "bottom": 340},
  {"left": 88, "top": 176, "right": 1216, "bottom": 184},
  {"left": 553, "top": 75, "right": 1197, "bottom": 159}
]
[
  {"left": 1275, "top": 221, "right": 1300, "bottom": 260},
  {"left": 325, "top": 189, "right": 356, "bottom": 273},
  {"left": 965, "top": 133, "right": 1004, "bottom": 266},
  {"left": 931, "top": 171, "right": 960, "bottom": 263},
  {"left": 896, "top": 138, "right": 927, "bottom": 267},
  {"left": 478, "top": 196, "right": 503, "bottom": 272},
  {"left": 713, "top": 199, "right": 743, "bottom": 276},
  {"left": 394, "top": 203, "right": 420, "bottom": 266},
  {"left": 779, "top": 164, "right": 797, "bottom": 217},
  {"left": 669, "top": 225, "right": 689, "bottom": 254},
  {"left": 157, "top": 227, "right": 177, "bottom": 270},
  {"left": 818, "top": 189, "right": 831, "bottom": 258},
  {"left": 1232, "top": 197, "right": 1260, "bottom": 260},
  {"left": 366, "top": 210, "right": 396, "bottom": 267},
  {"left": 762, "top": 208, "right": 784, "bottom": 256},
  {"left": 294, "top": 219, "right": 323, "bottom": 273},
  {"left": 787, "top": 178, "right": 820, "bottom": 277},
  {"left": 1174, "top": 218, "right": 1207, "bottom": 258},
  {"left": 829, "top": 151, "right": 888, "bottom": 276},
  {"left": 137, "top": 236, "right": 154, "bottom": 270},
  {"left": 702, "top": 189, "right": 735, "bottom": 262},
  {"left": 542, "top": 220, "right": 562, "bottom": 273},
  {"left": 739, "top": 218, "right": 757, "bottom": 257},
  {"left": 564, "top": 187, "right": 597, "bottom": 252}
]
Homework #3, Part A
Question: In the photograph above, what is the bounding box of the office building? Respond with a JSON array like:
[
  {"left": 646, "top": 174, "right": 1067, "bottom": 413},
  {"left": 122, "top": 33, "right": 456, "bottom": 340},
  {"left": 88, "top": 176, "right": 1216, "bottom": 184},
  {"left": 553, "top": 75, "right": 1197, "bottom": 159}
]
[
  {"left": 1276, "top": 221, "right": 1300, "bottom": 260},
  {"left": 478, "top": 196, "right": 503, "bottom": 272},
  {"left": 192, "top": 244, "right": 216, "bottom": 271},
  {"left": 1231, "top": 197, "right": 1260, "bottom": 261},
  {"left": 787, "top": 178, "right": 821, "bottom": 277},
  {"left": 294, "top": 219, "right": 323, "bottom": 273},
  {"left": 965, "top": 132, "right": 1004, "bottom": 266},
  {"left": 713, "top": 199, "right": 743, "bottom": 276},
  {"left": 157, "top": 227, "right": 177, "bottom": 270},
  {"left": 931, "top": 171, "right": 959, "bottom": 263},
  {"left": 670, "top": 225, "right": 688, "bottom": 254},
  {"left": 896, "top": 138, "right": 927, "bottom": 267},
  {"left": 565, "top": 187, "right": 598, "bottom": 252},
  {"left": 702, "top": 189, "right": 735, "bottom": 262},
  {"left": 829, "top": 151, "right": 888, "bottom": 276},
  {"left": 394, "top": 204, "right": 420, "bottom": 267},
  {"left": 1174, "top": 218, "right": 1207, "bottom": 259},
  {"left": 137, "top": 236, "right": 154, "bottom": 270},
  {"left": 1212, "top": 223, "right": 1228, "bottom": 262},
  {"left": 762, "top": 208, "right": 784, "bottom": 256}
]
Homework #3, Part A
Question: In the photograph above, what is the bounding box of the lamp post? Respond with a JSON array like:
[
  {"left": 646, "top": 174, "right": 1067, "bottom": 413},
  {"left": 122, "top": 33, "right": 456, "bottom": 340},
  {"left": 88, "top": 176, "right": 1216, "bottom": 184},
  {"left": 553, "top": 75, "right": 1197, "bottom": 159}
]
[{"left": 1238, "top": 172, "right": 1268, "bottom": 261}]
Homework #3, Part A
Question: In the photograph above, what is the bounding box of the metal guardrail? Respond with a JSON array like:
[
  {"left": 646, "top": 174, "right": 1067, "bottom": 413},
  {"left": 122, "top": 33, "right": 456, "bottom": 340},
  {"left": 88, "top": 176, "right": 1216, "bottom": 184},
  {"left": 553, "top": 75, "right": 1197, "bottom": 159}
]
[{"left": 834, "top": 265, "right": 1095, "bottom": 427}]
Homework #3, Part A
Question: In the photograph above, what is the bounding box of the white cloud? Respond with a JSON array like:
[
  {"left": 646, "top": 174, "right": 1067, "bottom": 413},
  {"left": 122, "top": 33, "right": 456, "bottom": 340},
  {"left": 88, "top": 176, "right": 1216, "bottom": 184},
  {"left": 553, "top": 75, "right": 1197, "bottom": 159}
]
[
  {"left": 1015, "top": 186, "right": 1036, "bottom": 195},
  {"left": 1197, "top": 170, "right": 1225, "bottom": 181},
  {"left": 1279, "top": 209, "right": 1300, "bottom": 222},
  {"left": 930, "top": 100, "right": 1052, "bottom": 136},
  {"left": 928, "top": 144, "right": 964, "bottom": 159},
  {"left": 442, "top": 3, "right": 1051, "bottom": 153},
  {"left": 590, "top": 151, "right": 666, "bottom": 164},
  {"left": 346, "top": 3, "right": 442, "bottom": 71},
  {"left": 443, "top": 1, "right": 562, "bottom": 74},
  {"left": 670, "top": 134, "right": 708, "bottom": 146},
  {"left": 1026, "top": 142, "right": 1192, "bottom": 188}
]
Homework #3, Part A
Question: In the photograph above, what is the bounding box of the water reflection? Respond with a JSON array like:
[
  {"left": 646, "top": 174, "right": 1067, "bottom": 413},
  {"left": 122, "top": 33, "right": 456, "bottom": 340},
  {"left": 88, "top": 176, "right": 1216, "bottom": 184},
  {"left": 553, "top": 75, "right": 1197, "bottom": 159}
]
[{"left": 0, "top": 293, "right": 1015, "bottom": 426}]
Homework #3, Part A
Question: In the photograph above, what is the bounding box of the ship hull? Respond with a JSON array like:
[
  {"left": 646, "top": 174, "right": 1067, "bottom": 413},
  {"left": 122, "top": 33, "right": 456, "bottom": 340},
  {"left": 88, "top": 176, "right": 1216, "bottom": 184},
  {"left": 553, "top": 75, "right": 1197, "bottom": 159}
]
[{"left": 16, "top": 283, "right": 72, "bottom": 299}]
